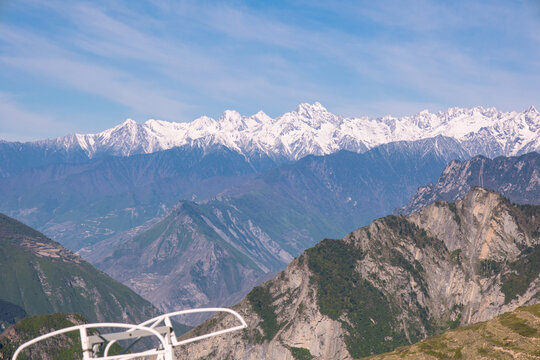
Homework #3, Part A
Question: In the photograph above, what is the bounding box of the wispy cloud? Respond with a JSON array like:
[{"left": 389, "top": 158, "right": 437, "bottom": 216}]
[
  {"left": 0, "top": 92, "right": 67, "bottom": 141},
  {"left": 0, "top": 0, "right": 539, "bottom": 140}
]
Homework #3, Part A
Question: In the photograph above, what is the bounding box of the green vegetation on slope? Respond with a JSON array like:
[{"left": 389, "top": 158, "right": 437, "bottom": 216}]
[
  {"left": 363, "top": 303, "right": 540, "bottom": 360},
  {"left": 0, "top": 313, "right": 126, "bottom": 360},
  {"left": 0, "top": 299, "right": 26, "bottom": 329},
  {"left": 306, "top": 238, "right": 409, "bottom": 358},
  {"left": 382, "top": 215, "right": 444, "bottom": 251},
  {"left": 501, "top": 245, "right": 540, "bottom": 304},
  {"left": 0, "top": 212, "right": 158, "bottom": 323},
  {"left": 247, "top": 286, "right": 280, "bottom": 341},
  {"left": 286, "top": 345, "right": 314, "bottom": 360},
  {"left": 0, "top": 313, "right": 86, "bottom": 360}
]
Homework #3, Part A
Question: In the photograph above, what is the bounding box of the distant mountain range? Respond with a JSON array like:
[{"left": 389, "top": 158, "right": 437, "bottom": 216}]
[
  {"left": 176, "top": 188, "right": 540, "bottom": 359},
  {"left": 0, "top": 135, "right": 468, "bottom": 251},
  {"left": 82, "top": 136, "right": 469, "bottom": 316},
  {"left": 401, "top": 152, "right": 540, "bottom": 214},
  {"left": 0, "top": 145, "right": 264, "bottom": 249},
  {"left": 1, "top": 103, "right": 539, "bottom": 333},
  {"left": 1, "top": 103, "right": 539, "bottom": 177}
]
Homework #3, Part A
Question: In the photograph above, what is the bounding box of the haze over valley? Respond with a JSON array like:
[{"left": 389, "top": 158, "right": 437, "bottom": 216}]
[{"left": 1, "top": 0, "right": 539, "bottom": 358}]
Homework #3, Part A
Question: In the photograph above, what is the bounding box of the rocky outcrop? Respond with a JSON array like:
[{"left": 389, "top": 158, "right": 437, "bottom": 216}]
[
  {"left": 176, "top": 256, "right": 350, "bottom": 360},
  {"left": 175, "top": 188, "right": 540, "bottom": 359},
  {"left": 401, "top": 152, "right": 540, "bottom": 214}
]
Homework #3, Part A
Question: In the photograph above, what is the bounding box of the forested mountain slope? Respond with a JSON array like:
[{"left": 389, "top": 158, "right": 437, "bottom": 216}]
[{"left": 0, "top": 213, "right": 160, "bottom": 324}]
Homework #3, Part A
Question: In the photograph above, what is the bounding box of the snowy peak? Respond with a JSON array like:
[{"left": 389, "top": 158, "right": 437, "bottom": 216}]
[
  {"left": 34, "top": 103, "right": 540, "bottom": 160},
  {"left": 295, "top": 101, "right": 328, "bottom": 115}
]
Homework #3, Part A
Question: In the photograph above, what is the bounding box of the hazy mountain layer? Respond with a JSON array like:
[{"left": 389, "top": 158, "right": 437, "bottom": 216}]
[
  {"left": 402, "top": 152, "right": 540, "bottom": 214},
  {"left": 0, "top": 145, "right": 265, "bottom": 250},
  {"left": 0, "top": 140, "right": 89, "bottom": 178},
  {"left": 175, "top": 188, "right": 540, "bottom": 359},
  {"left": 84, "top": 137, "right": 468, "bottom": 317}
]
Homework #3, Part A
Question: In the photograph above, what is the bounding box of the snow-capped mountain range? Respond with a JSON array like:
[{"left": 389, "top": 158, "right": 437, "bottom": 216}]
[{"left": 33, "top": 103, "right": 540, "bottom": 160}]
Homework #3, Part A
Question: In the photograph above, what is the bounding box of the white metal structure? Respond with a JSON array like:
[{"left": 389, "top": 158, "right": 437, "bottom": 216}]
[
  {"left": 12, "top": 323, "right": 170, "bottom": 360},
  {"left": 12, "top": 308, "right": 247, "bottom": 360}
]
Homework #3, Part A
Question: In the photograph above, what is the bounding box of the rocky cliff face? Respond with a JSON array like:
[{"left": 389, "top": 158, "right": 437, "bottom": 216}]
[
  {"left": 174, "top": 188, "right": 540, "bottom": 359},
  {"left": 401, "top": 152, "right": 540, "bottom": 214}
]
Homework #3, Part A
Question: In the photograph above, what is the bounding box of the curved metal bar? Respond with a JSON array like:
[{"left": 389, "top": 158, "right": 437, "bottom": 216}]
[
  {"left": 12, "top": 323, "right": 169, "bottom": 360},
  {"left": 104, "top": 308, "right": 247, "bottom": 356}
]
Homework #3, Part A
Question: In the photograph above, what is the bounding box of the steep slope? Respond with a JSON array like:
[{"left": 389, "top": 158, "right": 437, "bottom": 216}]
[
  {"left": 0, "top": 313, "right": 88, "bottom": 360},
  {"left": 0, "top": 212, "right": 160, "bottom": 324},
  {"left": 85, "top": 137, "right": 468, "bottom": 315},
  {"left": 402, "top": 152, "right": 540, "bottom": 214},
  {"left": 365, "top": 303, "right": 540, "bottom": 359},
  {"left": 0, "top": 300, "right": 26, "bottom": 331},
  {"left": 84, "top": 201, "right": 274, "bottom": 318},
  {"left": 2, "top": 104, "right": 539, "bottom": 177},
  {"left": 174, "top": 188, "right": 540, "bottom": 359},
  {"left": 0, "top": 145, "right": 265, "bottom": 250}
]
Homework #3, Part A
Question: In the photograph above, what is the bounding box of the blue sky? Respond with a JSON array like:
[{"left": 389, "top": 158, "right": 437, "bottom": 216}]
[{"left": 1, "top": 0, "right": 539, "bottom": 141}]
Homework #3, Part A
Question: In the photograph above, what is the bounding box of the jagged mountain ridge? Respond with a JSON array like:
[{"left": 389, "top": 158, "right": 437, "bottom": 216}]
[
  {"left": 175, "top": 188, "right": 540, "bottom": 359},
  {"left": 0, "top": 212, "right": 160, "bottom": 324},
  {"left": 402, "top": 151, "right": 540, "bottom": 214},
  {"left": 83, "top": 136, "right": 468, "bottom": 318},
  {"left": 4, "top": 104, "right": 540, "bottom": 171}
]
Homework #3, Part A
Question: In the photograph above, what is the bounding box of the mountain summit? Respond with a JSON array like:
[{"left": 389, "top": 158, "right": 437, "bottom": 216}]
[{"left": 26, "top": 104, "right": 540, "bottom": 161}]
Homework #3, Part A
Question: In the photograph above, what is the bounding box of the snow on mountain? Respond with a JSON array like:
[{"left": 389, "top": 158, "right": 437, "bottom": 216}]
[{"left": 34, "top": 103, "right": 540, "bottom": 160}]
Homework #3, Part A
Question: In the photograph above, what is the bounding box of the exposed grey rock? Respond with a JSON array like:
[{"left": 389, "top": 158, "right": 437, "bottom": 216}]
[{"left": 174, "top": 188, "right": 540, "bottom": 359}]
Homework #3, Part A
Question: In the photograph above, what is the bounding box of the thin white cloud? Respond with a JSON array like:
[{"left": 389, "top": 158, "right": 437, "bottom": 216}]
[
  {"left": 0, "top": 93, "right": 67, "bottom": 141},
  {"left": 0, "top": 0, "right": 539, "bottom": 135}
]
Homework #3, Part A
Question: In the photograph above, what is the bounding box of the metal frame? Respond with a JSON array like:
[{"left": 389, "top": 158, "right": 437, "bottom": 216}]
[
  {"left": 104, "top": 308, "right": 247, "bottom": 356},
  {"left": 12, "top": 308, "right": 247, "bottom": 360},
  {"left": 12, "top": 323, "right": 170, "bottom": 360}
]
